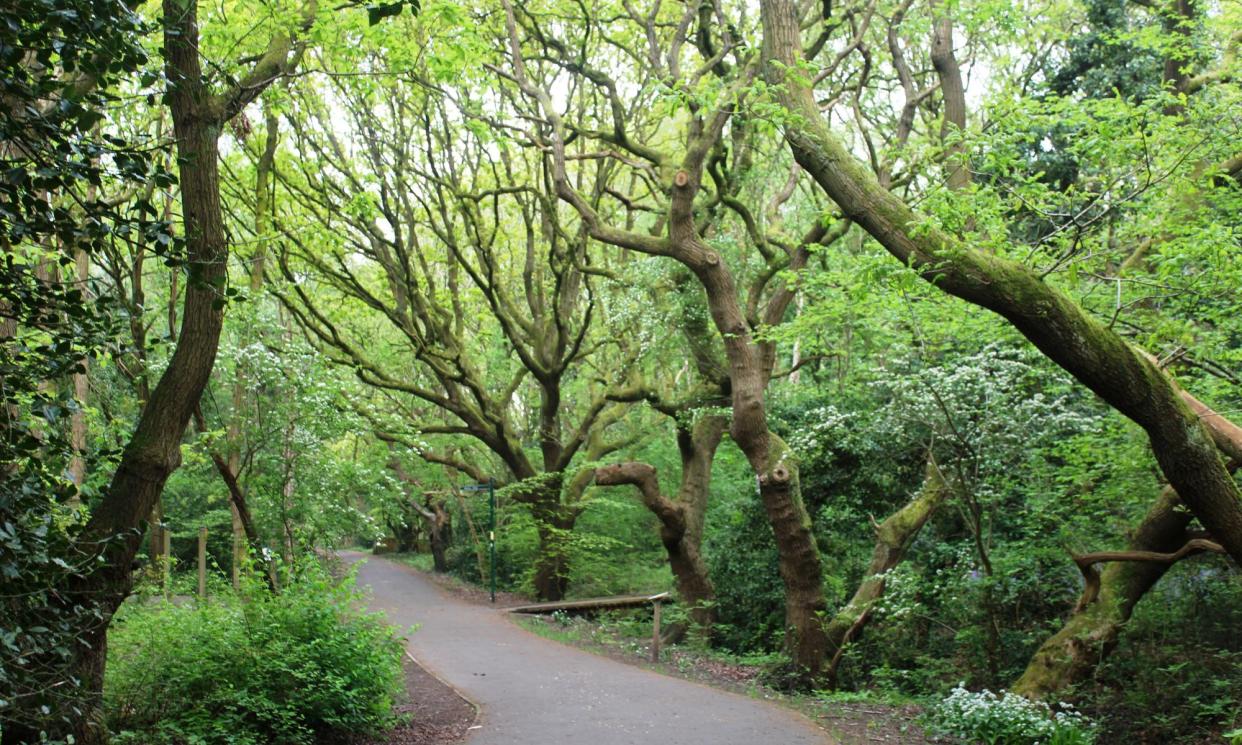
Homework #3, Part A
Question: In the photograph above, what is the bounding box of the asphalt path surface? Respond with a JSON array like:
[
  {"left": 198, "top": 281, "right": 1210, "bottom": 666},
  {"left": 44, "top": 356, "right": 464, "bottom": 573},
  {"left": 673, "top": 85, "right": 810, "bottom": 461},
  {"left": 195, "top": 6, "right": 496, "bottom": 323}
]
[{"left": 345, "top": 552, "right": 833, "bottom": 745}]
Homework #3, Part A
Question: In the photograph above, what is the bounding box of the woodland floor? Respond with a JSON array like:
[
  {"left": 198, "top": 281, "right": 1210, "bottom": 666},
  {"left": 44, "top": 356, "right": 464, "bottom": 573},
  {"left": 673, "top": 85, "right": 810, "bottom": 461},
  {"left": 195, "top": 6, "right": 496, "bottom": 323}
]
[{"left": 346, "top": 654, "right": 477, "bottom": 745}]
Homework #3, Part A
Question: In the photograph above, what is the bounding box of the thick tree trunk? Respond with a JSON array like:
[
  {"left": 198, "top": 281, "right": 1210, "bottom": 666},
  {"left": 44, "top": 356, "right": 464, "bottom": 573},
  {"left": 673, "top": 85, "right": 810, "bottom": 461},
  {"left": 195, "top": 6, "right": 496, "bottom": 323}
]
[
  {"left": 1013, "top": 387, "right": 1242, "bottom": 698},
  {"left": 594, "top": 414, "right": 726, "bottom": 643},
  {"left": 53, "top": 1, "right": 302, "bottom": 737},
  {"left": 531, "top": 502, "right": 576, "bottom": 601},
  {"left": 427, "top": 504, "right": 451, "bottom": 573},
  {"left": 667, "top": 170, "right": 830, "bottom": 678},
  {"left": 748, "top": 433, "right": 828, "bottom": 679},
  {"left": 823, "top": 459, "right": 950, "bottom": 686},
  {"left": 63, "top": 2, "right": 231, "bottom": 736},
  {"left": 758, "top": 0, "right": 1242, "bottom": 565}
]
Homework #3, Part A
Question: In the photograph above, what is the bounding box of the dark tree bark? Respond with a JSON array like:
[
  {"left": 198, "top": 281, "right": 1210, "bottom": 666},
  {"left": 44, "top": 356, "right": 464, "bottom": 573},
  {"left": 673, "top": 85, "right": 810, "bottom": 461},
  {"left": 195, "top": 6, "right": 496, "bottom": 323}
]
[
  {"left": 50, "top": 2, "right": 305, "bottom": 738},
  {"left": 758, "top": 0, "right": 1242, "bottom": 565},
  {"left": 425, "top": 499, "right": 451, "bottom": 573}
]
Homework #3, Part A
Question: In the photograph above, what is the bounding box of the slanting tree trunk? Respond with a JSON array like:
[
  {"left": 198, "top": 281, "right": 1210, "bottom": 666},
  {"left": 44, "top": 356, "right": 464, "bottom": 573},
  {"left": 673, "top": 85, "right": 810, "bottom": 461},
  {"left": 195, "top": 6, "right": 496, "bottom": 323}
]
[
  {"left": 823, "top": 457, "right": 950, "bottom": 687},
  {"left": 595, "top": 414, "right": 726, "bottom": 643},
  {"left": 758, "top": 0, "right": 1242, "bottom": 565},
  {"left": 1013, "top": 486, "right": 1193, "bottom": 698},
  {"left": 56, "top": 2, "right": 304, "bottom": 737},
  {"left": 195, "top": 406, "right": 266, "bottom": 559},
  {"left": 1014, "top": 394, "right": 1242, "bottom": 698},
  {"left": 64, "top": 12, "right": 232, "bottom": 739}
]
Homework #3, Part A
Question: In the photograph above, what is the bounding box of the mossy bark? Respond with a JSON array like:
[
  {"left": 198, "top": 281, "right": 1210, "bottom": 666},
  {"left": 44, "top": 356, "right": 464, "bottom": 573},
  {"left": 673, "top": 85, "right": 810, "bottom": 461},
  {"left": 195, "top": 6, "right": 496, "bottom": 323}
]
[
  {"left": 594, "top": 414, "right": 727, "bottom": 642},
  {"left": 1012, "top": 487, "right": 1192, "bottom": 698},
  {"left": 823, "top": 458, "right": 950, "bottom": 687},
  {"left": 759, "top": 0, "right": 1242, "bottom": 565},
  {"left": 531, "top": 506, "right": 577, "bottom": 601},
  {"left": 524, "top": 472, "right": 575, "bottom": 601}
]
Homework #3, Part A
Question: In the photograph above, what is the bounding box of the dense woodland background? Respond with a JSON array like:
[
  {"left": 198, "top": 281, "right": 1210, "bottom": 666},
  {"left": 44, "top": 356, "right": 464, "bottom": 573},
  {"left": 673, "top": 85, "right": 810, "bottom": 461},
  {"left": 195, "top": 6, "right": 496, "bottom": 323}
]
[{"left": 2, "top": 0, "right": 1240, "bottom": 742}]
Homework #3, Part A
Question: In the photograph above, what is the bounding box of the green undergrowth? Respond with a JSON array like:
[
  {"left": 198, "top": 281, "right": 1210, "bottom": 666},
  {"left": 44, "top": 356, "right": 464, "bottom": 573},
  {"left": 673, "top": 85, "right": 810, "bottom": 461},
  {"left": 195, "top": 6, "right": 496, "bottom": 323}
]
[
  {"left": 104, "top": 561, "right": 406, "bottom": 745},
  {"left": 387, "top": 551, "right": 436, "bottom": 573}
]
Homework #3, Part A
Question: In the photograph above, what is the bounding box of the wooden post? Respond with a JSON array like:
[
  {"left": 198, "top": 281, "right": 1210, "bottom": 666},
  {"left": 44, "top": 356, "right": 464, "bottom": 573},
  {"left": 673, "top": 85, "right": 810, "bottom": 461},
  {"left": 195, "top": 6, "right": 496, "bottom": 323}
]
[
  {"left": 651, "top": 599, "right": 662, "bottom": 663},
  {"left": 162, "top": 530, "right": 172, "bottom": 599},
  {"left": 150, "top": 498, "right": 164, "bottom": 581},
  {"left": 198, "top": 526, "right": 207, "bottom": 598},
  {"left": 231, "top": 528, "right": 240, "bottom": 590}
]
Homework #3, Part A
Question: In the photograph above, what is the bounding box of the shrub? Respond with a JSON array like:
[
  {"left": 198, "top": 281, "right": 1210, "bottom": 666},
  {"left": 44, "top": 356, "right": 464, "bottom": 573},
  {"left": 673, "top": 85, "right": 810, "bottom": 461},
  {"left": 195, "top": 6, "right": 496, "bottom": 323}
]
[
  {"left": 104, "top": 563, "right": 404, "bottom": 744},
  {"left": 926, "top": 684, "right": 1096, "bottom": 745}
]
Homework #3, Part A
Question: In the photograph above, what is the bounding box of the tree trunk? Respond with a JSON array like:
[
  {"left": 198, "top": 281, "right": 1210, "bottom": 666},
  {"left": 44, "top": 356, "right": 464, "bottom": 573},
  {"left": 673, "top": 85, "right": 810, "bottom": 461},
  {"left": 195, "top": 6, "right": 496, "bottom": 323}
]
[
  {"left": 595, "top": 413, "right": 726, "bottom": 643},
  {"left": 1012, "top": 487, "right": 1192, "bottom": 698},
  {"left": 64, "top": 1, "right": 232, "bottom": 734},
  {"left": 667, "top": 166, "right": 830, "bottom": 679},
  {"left": 823, "top": 458, "right": 950, "bottom": 686},
  {"left": 54, "top": 0, "right": 301, "bottom": 736},
  {"left": 531, "top": 502, "right": 576, "bottom": 601},
  {"left": 427, "top": 503, "right": 451, "bottom": 573},
  {"left": 758, "top": 0, "right": 1242, "bottom": 565},
  {"left": 1014, "top": 389, "right": 1242, "bottom": 697}
]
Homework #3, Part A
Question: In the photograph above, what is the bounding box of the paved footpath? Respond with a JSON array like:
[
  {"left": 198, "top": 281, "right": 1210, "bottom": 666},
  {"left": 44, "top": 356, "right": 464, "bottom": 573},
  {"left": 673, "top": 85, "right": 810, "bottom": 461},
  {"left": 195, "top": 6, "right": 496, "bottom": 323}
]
[{"left": 345, "top": 552, "right": 832, "bottom": 745}]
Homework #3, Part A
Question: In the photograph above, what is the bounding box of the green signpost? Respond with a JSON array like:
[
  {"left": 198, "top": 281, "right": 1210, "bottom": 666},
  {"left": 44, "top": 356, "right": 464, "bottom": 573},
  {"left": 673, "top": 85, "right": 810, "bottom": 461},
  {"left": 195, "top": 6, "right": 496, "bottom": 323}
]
[{"left": 462, "top": 479, "right": 496, "bottom": 602}]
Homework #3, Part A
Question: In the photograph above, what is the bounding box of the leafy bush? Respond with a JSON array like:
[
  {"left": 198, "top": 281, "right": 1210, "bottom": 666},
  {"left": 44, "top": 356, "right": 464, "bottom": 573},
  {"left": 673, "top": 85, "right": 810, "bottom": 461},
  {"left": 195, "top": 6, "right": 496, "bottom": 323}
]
[
  {"left": 104, "top": 564, "right": 404, "bottom": 744},
  {"left": 926, "top": 684, "right": 1096, "bottom": 745}
]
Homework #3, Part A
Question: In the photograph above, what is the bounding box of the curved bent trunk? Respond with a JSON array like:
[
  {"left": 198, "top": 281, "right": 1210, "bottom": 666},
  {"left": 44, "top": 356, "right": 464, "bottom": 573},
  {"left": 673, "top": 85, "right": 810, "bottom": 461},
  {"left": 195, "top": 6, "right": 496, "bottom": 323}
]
[
  {"left": 502, "top": 0, "right": 830, "bottom": 676},
  {"left": 823, "top": 457, "right": 950, "bottom": 687},
  {"left": 1014, "top": 395, "right": 1242, "bottom": 698},
  {"left": 595, "top": 414, "right": 726, "bottom": 643},
  {"left": 1012, "top": 487, "right": 1191, "bottom": 698}
]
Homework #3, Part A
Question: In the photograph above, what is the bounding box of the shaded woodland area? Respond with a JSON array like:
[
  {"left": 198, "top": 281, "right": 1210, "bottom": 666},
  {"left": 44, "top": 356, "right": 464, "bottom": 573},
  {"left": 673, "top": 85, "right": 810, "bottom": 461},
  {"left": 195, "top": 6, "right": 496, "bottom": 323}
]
[{"left": 2, "top": 0, "right": 1240, "bottom": 742}]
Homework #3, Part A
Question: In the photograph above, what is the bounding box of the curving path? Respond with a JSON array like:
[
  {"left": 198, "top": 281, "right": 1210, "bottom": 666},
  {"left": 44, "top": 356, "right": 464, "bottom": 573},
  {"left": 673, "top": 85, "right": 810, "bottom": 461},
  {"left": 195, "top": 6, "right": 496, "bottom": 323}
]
[{"left": 344, "top": 552, "right": 832, "bottom": 745}]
